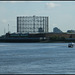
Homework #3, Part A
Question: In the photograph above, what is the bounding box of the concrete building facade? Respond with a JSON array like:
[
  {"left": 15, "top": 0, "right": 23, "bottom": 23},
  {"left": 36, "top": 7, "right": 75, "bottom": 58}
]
[{"left": 17, "top": 15, "right": 49, "bottom": 33}]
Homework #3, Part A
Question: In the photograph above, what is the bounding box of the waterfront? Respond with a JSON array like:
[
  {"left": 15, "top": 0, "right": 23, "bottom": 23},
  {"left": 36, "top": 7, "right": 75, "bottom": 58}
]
[{"left": 0, "top": 43, "right": 75, "bottom": 74}]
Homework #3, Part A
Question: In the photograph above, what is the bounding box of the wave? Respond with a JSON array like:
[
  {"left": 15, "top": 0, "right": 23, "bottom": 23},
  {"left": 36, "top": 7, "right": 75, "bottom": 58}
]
[{"left": 0, "top": 45, "right": 7, "bottom": 47}]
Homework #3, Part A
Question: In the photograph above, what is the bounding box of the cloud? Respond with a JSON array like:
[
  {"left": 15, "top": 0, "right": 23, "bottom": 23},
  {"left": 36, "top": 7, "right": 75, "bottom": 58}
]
[
  {"left": 2, "top": 19, "right": 7, "bottom": 24},
  {"left": 46, "top": 3, "right": 60, "bottom": 8}
]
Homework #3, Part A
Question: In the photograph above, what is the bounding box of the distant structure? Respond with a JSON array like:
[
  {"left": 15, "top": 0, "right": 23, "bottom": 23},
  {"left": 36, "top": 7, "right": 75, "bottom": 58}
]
[
  {"left": 17, "top": 15, "right": 49, "bottom": 33},
  {"left": 53, "top": 27, "right": 63, "bottom": 33},
  {"left": 67, "top": 30, "right": 75, "bottom": 33}
]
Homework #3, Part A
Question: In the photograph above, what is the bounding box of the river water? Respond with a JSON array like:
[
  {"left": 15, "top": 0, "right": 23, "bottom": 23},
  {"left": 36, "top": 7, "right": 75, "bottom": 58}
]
[{"left": 0, "top": 43, "right": 75, "bottom": 74}]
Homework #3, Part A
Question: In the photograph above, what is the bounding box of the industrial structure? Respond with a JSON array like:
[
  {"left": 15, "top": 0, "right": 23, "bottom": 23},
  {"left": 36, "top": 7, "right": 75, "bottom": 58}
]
[
  {"left": 67, "top": 30, "right": 75, "bottom": 33},
  {"left": 53, "top": 27, "right": 63, "bottom": 33},
  {"left": 17, "top": 15, "right": 49, "bottom": 33}
]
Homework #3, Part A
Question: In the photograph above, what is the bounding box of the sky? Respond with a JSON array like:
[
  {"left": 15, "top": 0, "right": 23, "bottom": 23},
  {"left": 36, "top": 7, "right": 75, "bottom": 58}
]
[{"left": 0, "top": 1, "right": 75, "bottom": 36}]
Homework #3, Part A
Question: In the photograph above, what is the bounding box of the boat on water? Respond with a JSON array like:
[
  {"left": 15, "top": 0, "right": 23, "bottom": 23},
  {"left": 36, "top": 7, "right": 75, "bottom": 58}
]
[{"left": 68, "top": 43, "right": 74, "bottom": 48}]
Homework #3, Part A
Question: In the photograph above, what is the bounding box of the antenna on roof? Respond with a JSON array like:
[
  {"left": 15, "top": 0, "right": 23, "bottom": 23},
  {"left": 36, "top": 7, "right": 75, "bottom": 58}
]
[{"left": 8, "top": 24, "right": 9, "bottom": 33}]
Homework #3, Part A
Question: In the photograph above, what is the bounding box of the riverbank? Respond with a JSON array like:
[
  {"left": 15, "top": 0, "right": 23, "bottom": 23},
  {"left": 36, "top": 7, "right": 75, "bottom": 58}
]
[
  {"left": 0, "top": 32, "right": 75, "bottom": 43},
  {"left": 0, "top": 38, "right": 74, "bottom": 43}
]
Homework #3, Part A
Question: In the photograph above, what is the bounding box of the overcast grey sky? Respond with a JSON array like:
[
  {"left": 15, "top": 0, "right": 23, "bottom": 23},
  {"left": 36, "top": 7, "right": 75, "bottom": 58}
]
[{"left": 0, "top": 1, "right": 75, "bottom": 35}]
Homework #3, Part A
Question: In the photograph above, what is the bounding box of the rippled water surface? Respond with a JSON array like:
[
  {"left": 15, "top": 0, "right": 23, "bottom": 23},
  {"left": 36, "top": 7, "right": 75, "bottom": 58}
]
[{"left": 0, "top": 43, "right": 75, "bottom": 74}]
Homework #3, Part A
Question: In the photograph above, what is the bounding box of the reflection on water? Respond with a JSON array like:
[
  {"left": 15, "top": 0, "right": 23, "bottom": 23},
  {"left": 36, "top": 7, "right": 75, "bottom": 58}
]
[{"left": 0, "top": 43, "right": 75, "bottom": 74}]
